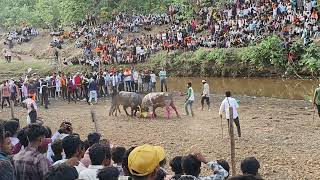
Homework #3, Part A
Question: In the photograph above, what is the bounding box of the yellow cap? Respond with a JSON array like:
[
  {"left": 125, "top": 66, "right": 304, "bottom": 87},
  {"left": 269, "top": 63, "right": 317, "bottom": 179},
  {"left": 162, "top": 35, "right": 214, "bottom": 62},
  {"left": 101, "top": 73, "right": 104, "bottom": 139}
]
[{"left": 128, "top": 144, "right": 165, "bottom": 176}]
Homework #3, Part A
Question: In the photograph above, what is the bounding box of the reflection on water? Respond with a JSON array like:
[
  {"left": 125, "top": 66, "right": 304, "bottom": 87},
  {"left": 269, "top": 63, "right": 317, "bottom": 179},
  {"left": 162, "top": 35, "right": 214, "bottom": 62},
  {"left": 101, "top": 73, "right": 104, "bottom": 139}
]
[{"left": 165, "top": 77, "right": 320, "bottom": 100}]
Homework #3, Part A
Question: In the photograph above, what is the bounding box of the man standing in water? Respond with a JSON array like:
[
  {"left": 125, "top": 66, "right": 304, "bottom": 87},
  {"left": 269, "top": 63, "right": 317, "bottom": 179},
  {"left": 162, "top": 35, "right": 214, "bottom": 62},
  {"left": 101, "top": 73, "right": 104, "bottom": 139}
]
[
  {"left": 201, "top": 80, "right": 211, "bottom": 111},
  {"left": 313, "top": 84, "right": 320, "bottom": 117},
  {"left": 219, "top": 91, "right": 241, "bottom": 138}
]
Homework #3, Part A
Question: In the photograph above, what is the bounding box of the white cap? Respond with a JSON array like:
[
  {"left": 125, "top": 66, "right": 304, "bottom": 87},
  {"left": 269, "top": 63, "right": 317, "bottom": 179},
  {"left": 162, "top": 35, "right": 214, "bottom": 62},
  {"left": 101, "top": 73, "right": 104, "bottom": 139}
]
[{"left": 202, "top": 80, "right": 206, "bottom": 83}]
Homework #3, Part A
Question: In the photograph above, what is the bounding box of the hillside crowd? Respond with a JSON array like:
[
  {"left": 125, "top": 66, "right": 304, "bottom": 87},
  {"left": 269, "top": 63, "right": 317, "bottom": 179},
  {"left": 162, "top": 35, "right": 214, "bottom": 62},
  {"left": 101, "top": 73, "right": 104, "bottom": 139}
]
[
  {"left": 0, "top": 119, "right": 263, "bottom": 180},
  {"left": 48, "top": 0, "right": 320, "bottom": 68}
]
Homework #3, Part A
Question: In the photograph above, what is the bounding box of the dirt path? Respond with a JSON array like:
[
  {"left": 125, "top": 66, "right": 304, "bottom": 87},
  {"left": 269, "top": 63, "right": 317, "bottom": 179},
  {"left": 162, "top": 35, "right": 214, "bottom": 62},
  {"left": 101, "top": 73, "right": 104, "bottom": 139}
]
[{"left": 1, "top": 94, "right": 319, "bottom": 179}]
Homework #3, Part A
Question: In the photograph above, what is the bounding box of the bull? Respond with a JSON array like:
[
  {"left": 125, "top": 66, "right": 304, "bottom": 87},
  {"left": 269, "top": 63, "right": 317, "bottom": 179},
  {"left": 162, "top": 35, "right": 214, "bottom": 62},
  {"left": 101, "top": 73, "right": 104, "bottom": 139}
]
[
  {"left": 109, "top": 91, "right": 142, "bottom": 117},
  {"left": 141, "top": 92, "right": 180, "bottom": 119}
]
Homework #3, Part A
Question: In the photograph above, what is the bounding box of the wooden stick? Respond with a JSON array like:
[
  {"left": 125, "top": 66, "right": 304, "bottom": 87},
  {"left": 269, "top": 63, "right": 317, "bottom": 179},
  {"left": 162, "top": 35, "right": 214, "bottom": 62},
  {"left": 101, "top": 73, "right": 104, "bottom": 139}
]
[
  {"left": 229, "top": 107, "right": 236, "bottom": 176},
  {"left": 220, "top": 116, "right": 223, "bottom": 139},
  {"left": 10, "top": 100, "right": 15, "bottom": 119},
  {"left": 90, "top": 108, "right": 100, "bottom": 133},
  {"left": 313, "top": 106, "right": 315, "bottom": 123}
]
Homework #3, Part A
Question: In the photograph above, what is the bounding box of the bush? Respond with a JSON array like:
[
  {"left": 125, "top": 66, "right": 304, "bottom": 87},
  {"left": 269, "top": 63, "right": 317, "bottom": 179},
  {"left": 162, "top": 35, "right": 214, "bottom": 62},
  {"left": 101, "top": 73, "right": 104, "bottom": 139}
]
[{"left": 299, "top": 43, "right": 320, "bottom": 77}]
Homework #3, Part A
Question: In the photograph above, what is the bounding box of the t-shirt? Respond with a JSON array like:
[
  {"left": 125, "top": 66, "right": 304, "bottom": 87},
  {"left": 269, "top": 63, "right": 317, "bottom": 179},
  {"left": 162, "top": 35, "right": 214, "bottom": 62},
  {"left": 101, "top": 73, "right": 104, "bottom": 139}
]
[
  {"left": 187, "top": 87, "right": 195, "bottom": 101},
  {"left": 150, "top": 74, "right": 156, "bottom": 83}
]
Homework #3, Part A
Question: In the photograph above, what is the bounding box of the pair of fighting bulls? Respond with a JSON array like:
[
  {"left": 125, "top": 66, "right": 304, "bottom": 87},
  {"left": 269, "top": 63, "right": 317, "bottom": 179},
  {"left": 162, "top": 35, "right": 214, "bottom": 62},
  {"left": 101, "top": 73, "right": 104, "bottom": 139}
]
[{"left": 109, "top": 91, "right": 180, "bottom": 119}]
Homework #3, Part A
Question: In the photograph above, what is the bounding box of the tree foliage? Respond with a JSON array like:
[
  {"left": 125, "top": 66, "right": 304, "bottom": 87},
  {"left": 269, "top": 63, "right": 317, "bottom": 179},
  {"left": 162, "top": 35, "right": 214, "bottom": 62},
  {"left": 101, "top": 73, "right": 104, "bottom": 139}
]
[{"left": 0, "top": 0, "right": 208, "bottom": 28}]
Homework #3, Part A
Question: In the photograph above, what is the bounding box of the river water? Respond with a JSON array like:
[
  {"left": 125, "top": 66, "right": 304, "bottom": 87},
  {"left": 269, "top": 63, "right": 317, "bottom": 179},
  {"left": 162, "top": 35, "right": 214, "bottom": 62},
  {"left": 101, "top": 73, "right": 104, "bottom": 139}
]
[{"left": 164, "top": 77, "right": 320, "bottom": 100}]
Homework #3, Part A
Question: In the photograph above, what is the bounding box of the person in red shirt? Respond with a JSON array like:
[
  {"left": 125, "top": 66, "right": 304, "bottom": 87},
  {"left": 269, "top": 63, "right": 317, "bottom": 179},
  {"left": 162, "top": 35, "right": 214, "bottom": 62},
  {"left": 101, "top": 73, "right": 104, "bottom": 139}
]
[
  {"left": 73, "top": 73, "right": 82, "bottom": 99},
  {"left": 1, "top": 81, "right": 11, "bottom": 110}
]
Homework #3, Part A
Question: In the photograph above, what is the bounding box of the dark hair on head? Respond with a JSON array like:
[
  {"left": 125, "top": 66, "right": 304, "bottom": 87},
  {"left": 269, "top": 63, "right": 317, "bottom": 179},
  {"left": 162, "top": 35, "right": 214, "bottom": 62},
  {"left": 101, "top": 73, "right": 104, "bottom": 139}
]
[
  {"left": 228, "top": 174, "right": 258, "bottom": 180},
  {"left": 45, "top": 164, "right": 78, "bottom": 180},
  {"left": 241, "top": 157, "right": 260, "bottom": 176},
  {"left": 17, "top": 127, "right": 28, "bottom": 147},
  {"left": 89, "top": 143, "right": 111, "bottom": 165},
  {"left": 122, "top": 146, "right": 137, "bottom": 176},
  {"left": 111, "top": 146, "right": 126, "bottom": 164},
  {"left": 97, "top": 167, "right": 120, "bottom": 180},
  {"left": 187, "top": 82, "right": 192, "bottom": 87},
  {"left": 51, "top": 139, "right": 63, "bottom": 156},
  {"left": 62, "top": 135, "right": 82, "bottom": 159},
  {"left": 217, "top": 159, "right": 230, "bottom": 176},
  {"left": 88, "top": 132, "right": 101, "bottom": 146},
  {"left": 82, "top": 139, "right": 90, "bottom": 152},
  {"left": 226, "top": 91, "right": 231, "bottom": 97},
  {"left": 170, "top": 156, "right": 183, "bottom": 175},
  {"left": 26, "top": 124, "right": 48, "bottom": 142},
  {"left": 45, "top": 126, "right": 52, "bottom": 138},
  {"left": 4, "top": 120, "right": 20, "bottom": 137},
  {"left": 181, "top": 154, "right": 201, "bottom": 177},
  {"left": 4, "top": 131, "right": 11, "bottom": 138},
  {"left": 159, "top": 158, "right": 167, "bottom": 167}
]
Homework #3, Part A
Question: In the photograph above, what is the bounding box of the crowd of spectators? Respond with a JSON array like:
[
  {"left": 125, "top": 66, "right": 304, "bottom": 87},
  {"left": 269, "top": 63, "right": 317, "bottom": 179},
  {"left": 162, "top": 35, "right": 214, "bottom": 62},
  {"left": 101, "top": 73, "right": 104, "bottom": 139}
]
[
  {"left": 0, "top": 119, "right": 264, "bottom": 180},
  {"left": 53, "top": 0, "right": 319, "bottom": 68},
  {"left": 0, "top": 67, "right": 167, "bottom": 111}
]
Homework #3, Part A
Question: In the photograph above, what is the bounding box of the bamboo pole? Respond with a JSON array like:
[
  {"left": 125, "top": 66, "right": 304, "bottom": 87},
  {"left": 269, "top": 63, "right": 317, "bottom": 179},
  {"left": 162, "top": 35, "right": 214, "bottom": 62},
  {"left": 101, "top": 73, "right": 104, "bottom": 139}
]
[
  {"left": 229, "top": 107, "right": 236, "bottom": 176},
  {"left": 90, "top": 108, "right": 100, "bottom": 133},
  {"left": 10, "top": 101, "right": 15, "bottom": 119}
]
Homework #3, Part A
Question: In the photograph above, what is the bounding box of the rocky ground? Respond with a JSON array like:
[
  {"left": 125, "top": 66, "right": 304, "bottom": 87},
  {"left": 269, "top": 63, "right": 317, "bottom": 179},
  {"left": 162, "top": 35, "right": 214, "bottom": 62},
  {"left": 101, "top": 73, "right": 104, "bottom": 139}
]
[{"left": 1, "top": 94, "right": 319, "bottom": 179}]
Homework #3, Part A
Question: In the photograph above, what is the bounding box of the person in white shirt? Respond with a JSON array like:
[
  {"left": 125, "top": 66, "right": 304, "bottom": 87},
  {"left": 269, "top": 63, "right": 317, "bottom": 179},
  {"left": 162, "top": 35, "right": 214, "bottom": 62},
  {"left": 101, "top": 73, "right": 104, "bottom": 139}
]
[
  {"left": 53, "top": 135, "right": 87, "bottom": 174},
  {"left": 79, "top": 143, "right": 111, "bottom": 180},
  {"left": 201, "top": 80, "right": 211, "bottom": 111},
  {"left": 185, "top": 82, "right": 195, "bottom": 117},
  {"left": 22, "top": 96, "right": 38, "bottom": 124},
  {"left": 219, "top": 91, "right": 241, "bottom": 137},
  {"left": 150, "top": 71, "right": 157, "bottom": 92}
]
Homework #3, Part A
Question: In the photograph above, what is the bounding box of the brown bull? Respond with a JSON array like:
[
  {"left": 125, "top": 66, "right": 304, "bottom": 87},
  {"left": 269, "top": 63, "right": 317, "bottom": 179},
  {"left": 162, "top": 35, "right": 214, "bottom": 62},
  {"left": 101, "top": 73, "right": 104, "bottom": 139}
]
[
  {"left": 141, "top": 92, "right": 180, "bottom": 119},
  {"left": 109, "top": 91, "right": 142, "bottom": 117}
]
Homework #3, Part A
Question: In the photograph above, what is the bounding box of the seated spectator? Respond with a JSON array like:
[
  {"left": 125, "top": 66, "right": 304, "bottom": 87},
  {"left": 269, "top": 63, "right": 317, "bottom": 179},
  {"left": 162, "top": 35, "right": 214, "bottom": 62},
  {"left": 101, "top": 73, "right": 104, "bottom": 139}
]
[
  {"left": 45, "top": 164, "right": 78, "bottom": 180},
  {"left": 122, "top": 146, "right": 136, "bottom": 178},
  {"left": 13, "top": 124, "right": 50, "bottom": 180},
  {"left": 3, "top": 119, "right": 20, "bottom": 149},
  {"left": 128, "top": 144, "right": 164, "bottom": 180},
  {"left": 97, "top": 166, "right": 120, "bottom": 180},
  {"left": 155, "top": 146, "right": 167, "bottom": 180},
  {"left": 180, "top": 153, "right": 228, "bottom": 180},
  {"left": 170, "top": 156, "right": 183, "bottom": 180},
  {"left": 53, "top": 134, "right": 87, "bottom": 174},
  {"left": 47, "top": 122, "right": 73, "bottom": 163},
  {"left": 79, "top": 143, "right": 111, "bottom": 180},
  {"left": 51, "top": 139, "right": 63, "bottom": 163},
  {"left": 112, "top": 146, "right": 126, "bottom": 176},
  {"left": 0, "top": 123, "right": 15, "bottom": 180},
  {"left": 240, "top": 157, "right": 262, "bottom": 180},
  {"left": 81, "top": 132, "right": 101, "bottom": 167}
]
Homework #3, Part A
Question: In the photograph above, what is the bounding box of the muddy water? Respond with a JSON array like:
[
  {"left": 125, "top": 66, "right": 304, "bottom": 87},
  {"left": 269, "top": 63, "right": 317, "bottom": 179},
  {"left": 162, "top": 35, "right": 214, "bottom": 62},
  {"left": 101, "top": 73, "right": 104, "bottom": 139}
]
[{"left": 163, "top": 77, "right": 320, "bottom": 100}]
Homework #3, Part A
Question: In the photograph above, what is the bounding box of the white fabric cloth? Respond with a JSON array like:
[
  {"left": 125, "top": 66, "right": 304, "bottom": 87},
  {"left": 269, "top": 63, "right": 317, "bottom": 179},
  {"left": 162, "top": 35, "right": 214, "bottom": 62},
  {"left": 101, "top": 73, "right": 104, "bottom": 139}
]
[
  {"left": 150, "top": 73, "right": 156, "bottom": 83},
  {"left": 202, "top": 83, "right": 210, "bottom": 97},
  {"left": 79, "top": 165, "right": 104, "bottom": 180},
  {"left": 219, "top": 97, "right": 239, "bottom": 119}
]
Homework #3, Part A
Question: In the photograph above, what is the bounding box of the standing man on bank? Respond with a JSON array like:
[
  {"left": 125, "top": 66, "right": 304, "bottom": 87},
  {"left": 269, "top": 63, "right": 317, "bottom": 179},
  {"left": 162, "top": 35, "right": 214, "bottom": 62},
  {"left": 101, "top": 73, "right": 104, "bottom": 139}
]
[
  {"left": 201, "top": 80, "right": 211, "bottom": 111},
  {"left": 313, "top": 84, "right": 320, "bottom": 118},
  {"left": 219, "top": 91, "right": 241, "bottom": 138},
  {"left": 159, "top": 67, "right": 168, "bottom": 92}
]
